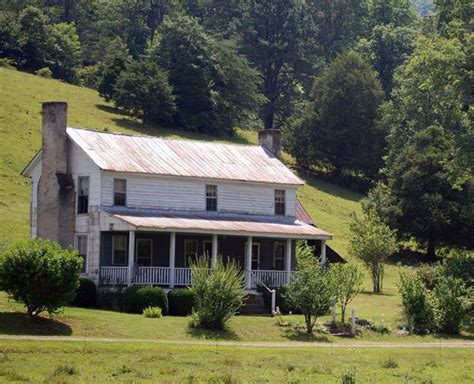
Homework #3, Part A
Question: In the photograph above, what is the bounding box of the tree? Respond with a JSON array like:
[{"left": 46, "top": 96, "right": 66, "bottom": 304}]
[
  {"left": 286, "top": 241, "right": 334, "bottom": 334},
  {"left": 113, "top": 57, "right": 176, "bottom": 125},
  {"left": 189, "top": 256, "right": 246, "bottom": 330},
  {"left": 98, "top": 38, "right": 131, "bottom": 101},
  {"left": 153, "top": 14, "right": 262, "bottom": 135},
  {"left": 0, "top": 239, "right": 83, "bottom": 318},
  {"left": 349, "top": 213, "right": 398, "bottom": 293},
  {"left": 290, "top": 51, "right": 385, "bottom": 179},
  {"left": 332, "top": 263, "right": 363, "bottom": 323},
  {"left": 384, "top": 126, "right": 473, "bottom": 258}
]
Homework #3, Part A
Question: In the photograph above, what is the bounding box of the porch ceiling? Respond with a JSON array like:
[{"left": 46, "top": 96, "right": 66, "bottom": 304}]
[{"left": 101, "top": 208, "right": 333, "bottom": 239}]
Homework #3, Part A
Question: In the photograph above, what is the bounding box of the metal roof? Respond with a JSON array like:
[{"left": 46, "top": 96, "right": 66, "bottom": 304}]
[
  {"left": 67, "top": 128, "right": 303, "bottom": 185},
  {"left": 103, "top": 207, "right": 332, "bottom": 239}
]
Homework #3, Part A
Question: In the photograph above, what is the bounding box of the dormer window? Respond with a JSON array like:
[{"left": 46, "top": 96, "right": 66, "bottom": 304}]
[
  {"left": 206, "top": 185, "right": 217, "bottom": 211},
  {"left": 114, "top": 179, "right": 127, "bottom": 206},
  {"left": 77, "top": 176, "right": 89, "bottom": 214},
  {"left": 275, "top": 189, "right": 285, "bottom": 215}
]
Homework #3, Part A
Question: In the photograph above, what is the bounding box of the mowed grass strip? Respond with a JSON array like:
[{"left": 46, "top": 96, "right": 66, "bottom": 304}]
[{"left": 0, "top": 340, "right": 472, "bottom": 383}]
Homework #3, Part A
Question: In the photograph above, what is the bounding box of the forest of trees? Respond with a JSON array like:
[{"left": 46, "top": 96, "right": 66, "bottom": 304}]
[{"left": 0, "top": 0, "right": 472, "bottom": 257}]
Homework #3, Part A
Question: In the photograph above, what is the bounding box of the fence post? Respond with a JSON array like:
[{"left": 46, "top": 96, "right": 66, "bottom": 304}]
[
  {"left": 332, "top": 297, "right": 337, "bottom": 324},
  {"left": 271, "top": 290, "right": 276, "bottom": 314},
  {"left": 351, "top": 308, "right": 356, "bottom": 336}
]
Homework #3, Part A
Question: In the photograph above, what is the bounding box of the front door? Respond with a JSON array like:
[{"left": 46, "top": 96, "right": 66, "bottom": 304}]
[{"left": 245, "top": 243, "right": 260, "bottom": 270}]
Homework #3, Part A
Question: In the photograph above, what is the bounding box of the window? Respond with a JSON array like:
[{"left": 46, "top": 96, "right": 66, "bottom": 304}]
[
  {"left": 76, "top": 235, "right": 88, "bottom": 273},
  {"left": 77, "top": 176, "right": 89, "bottom": 214},
  {"left": 274, "top": 189, "right": 285, "bottom": 215},
  {"left": 184, "top": 239, "right": 198, "bottom": 266},
  {"left": 136, "top": 239, "right": 152, "bottom": 266},
  {"left": 206, "top": 185, "right": 217, "bottom": 211},
  {"left": 112, "top": 235, "right": 127, "bottom": 265},
  {"left": 273, "top": 242, "right": 285, "bottom": 270},
  {"left": 114, "top": 178, "right": 127, "bottom": 206}
]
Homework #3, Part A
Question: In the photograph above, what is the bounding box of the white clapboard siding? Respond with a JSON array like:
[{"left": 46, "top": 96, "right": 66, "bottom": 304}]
[{"left": 101, "top": 172, "right": 297, "bottom": 217}]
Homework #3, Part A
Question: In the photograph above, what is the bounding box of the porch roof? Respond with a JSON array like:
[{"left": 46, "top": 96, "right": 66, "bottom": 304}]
[{"left": 102, "top": 208, "right": 332, "bottom": 239}]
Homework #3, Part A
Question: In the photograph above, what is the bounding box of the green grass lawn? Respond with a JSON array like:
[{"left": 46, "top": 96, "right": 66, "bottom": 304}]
[{"left": 0, "top": 340, "right": 472, "bottom": 383}]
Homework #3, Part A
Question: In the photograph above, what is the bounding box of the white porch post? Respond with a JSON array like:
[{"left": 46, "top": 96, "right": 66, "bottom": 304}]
[
  {"left": 127, "top": 230, "right": 135, "bottom": 286},
  {"left": 169, "top": 232, "right": 176, "bottom": 288},
  {"left": 285, "top": 238, "right": 292, "bottom": 284},
  {"left": 245, "top": 236, "right": 252, "bottom": 289},
  {"left": 211, "top": 234, "right": 218, "bottom": 267},
  {"left": 321, "top": 239, "right": 327, "bottom": 266}
]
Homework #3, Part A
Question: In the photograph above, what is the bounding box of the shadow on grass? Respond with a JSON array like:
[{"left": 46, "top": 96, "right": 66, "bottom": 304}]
[
  {"left": 359, "top": 290, "right": 394, "bottom": 297},
  {"left": 0, "top": 312, "right": 72, "bottom": 336},
  {"left": 281, "top": 328, "right": 332, "bottom": 343},
  {"left": 186, "top": 325, "right": 240, "bottom": 341}
]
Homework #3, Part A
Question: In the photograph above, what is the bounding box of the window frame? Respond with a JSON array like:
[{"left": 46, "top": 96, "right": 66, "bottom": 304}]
[
  {"left": 206, "top": 185, "right": 218, "bottom": 212},
  {"left": 135, "top": 238, "right": 153, "bottom": 267},
  {"left": 274, "top": 189, "right": 286, "bottom": 216},
  {"left": 77, "top": 176, "right": 90, "bottom": 215},
  {"left": 245, "top": 242, "right": 260, "bottom": 270},
  {"left": 112, "top": 234, "right": 128, "bottom": 266},
  {"left": 184, "top": 239, "right": 199, "bottom": 267},
  {"left": 273, "top": 242, "right": 286, "bottom": 271},
  {"left": 113, "top": 178, "right": 127, "bottom": 207},
  {"left": 75, "top": 234, "right": 88, "bottom": 273}
]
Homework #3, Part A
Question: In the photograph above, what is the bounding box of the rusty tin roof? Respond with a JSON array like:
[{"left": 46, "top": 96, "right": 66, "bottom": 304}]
[{"left": 67, "top": 128, "right": 303, "bottom": 185}]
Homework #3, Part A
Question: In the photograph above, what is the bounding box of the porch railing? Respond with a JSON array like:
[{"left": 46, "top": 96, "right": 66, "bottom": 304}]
[
  {"left": 134, "top": 266, "right": 170, "bottom": 285},
  {"left": 250, "top": 270, "right": 288, "bottom": 289},
  {"left": 101, "top": 266, "right": 128, "bottom": 285},
  {"left": 174, "top": 267, "right": 192, "bottom": 286}
]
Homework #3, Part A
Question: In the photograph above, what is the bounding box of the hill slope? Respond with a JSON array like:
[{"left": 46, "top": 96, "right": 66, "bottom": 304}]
[{"left": 0, "top": 68, "right": 361, "bottom": 254}]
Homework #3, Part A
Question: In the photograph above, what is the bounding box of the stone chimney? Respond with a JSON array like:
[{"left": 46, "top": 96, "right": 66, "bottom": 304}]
[
  {"left": 36, "top": 102, "right": 75, "bottom": 248},
  {"left": 258, "top": 129, "right": 281, "bottom": 159}
]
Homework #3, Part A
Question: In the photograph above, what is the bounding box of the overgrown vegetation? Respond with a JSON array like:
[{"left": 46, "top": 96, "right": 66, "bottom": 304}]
[
  {"left": 0, "top": 239, "right": 82, "bottom": 317},
  {"left": 189, "top": 256, "right": 245, "bottom": 330}
]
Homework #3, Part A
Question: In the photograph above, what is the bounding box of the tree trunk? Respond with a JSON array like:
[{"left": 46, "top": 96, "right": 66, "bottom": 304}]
[
  {"left": 305, "top": 314, "right": 313, "bottom": 335},
  {"left": 341, "top": 307, "right": 346, "bottom": 324},
  {"left": 263, "top": 105, "right": 274, "bottom": 130},
  {"left": 426, "top": 238, "right": 436, "bottom": 260}
]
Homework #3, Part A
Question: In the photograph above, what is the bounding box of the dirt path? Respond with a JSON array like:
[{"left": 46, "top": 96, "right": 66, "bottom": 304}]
[{"left": 0, "top": 335, "right": 473, "bottom": 349}]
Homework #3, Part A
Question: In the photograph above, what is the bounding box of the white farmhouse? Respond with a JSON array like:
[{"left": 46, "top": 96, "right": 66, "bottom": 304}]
[{"left": 22, "top": 102, "right": 333, "bottom": 291}]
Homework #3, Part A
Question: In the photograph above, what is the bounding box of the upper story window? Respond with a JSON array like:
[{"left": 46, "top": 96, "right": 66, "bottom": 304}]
[
  {"left": 75, "top": 235, "right": 88, "bottom": 273},
  {"left": 77, "top": 176, "right": 89, "bottom": 214},
  {"left": 274, "top": 189, "right": 285, "bottom": 215},
  {"left": 114, "top": 178, "right": 127, "bottom": 206},
  {"left": 206, "top": 185, "right": 217, "bottom": 211}
]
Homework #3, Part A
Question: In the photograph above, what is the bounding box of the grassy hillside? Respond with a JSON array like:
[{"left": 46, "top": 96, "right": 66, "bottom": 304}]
[{"left": 0, "top": 67, "right": 361, "bottom": 255}]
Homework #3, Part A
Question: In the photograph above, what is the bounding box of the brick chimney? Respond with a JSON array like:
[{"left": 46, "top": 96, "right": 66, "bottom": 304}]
[
  {"left": 36, "top": 102, "right": 75, "bottom": 248},
  {"left": 258, "top": 129, "right": 281, "bottom": 159}
]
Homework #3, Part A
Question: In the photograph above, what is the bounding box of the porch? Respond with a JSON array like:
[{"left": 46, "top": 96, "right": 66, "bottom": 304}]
[{"left": 99, "top": 231, "right": 328, "bottom": 290}]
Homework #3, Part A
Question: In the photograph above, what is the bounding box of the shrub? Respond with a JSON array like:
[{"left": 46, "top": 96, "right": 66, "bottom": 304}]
[
  {"left": 35, "top": 67, "right": 53, "bottom": 78},
  {"left": 0, "top": 239, "right": 82, "bottom": 317},
  {"left": 341, "top": 367, "right": 356, "bottom": 384},
  {"left": 416, "top": 264, "right": 438, "bottom": 290},
  {"left": 143, "top": 306, "right": 162, "bottom": 318},
  {"left": 168, "top": 288, "right": 196, "bottom": 316},
  {"left": 70, "top": 278, "right": 96, "bottom": 308},
  {"left": 332, "top": 263, "right": 364, "bottom": 323},
  {"left": 286, "top": 241, "right": 334, "bottom": 334},
  {"left": 189, "top": 256, "right": 246, "bottom": 330},
  {"left": 442, "top": 250, "right": 474, "bottom": 287},
  {"left": 0, "top": 58, "right": 15, "bottom": 69},
  {"left": 434, "top": 274, "right": 472, "bottom": 334},
  {"left": 399, "top": 273, "right": 436, "bottom": 334},
  {"left": 122, "top": 286, "right": 168, "bottom": 315}
]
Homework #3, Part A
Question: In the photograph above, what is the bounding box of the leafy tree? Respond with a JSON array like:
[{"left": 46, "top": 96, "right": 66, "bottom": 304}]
[
  {"left": 290, "top": 51, "right": 385, "bottom": 179},
  {"left": 113, "top": 57, "right": 176, "bottom": 125},
  {"left": 154, "top": 14, "right": 261, "bottom": 135},
  {"left": 189, "top": 256, "right": 246, "bottom": 330},
  {"left": 0, "top": 239, "right": 82, "bottom": 318},
  {"left": 349, "top": 213, "right": 398, "bottom": 293},
  {"left": 0, "top": 11, "right": 25, "bottom": 66},
  {"left": 98, "top": 38, "right": 131, "bottom": 101},
  {"left": 332, "top": 263, "right": 364, "bottom": 323},
  {"left": 384, "top": 126, "right": 474, "bottom": 258},
  {"left": 286, "top": 241, "right": 334, "bottom": 334},
  {"left": 366, "top": 0, "right": 418, "bottom": 29}
]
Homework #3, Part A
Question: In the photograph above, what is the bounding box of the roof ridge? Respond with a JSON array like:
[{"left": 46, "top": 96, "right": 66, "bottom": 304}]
[{"left": 66, "top": 126, "right": 262, "bottom": 149}]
